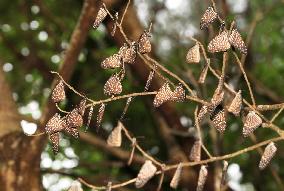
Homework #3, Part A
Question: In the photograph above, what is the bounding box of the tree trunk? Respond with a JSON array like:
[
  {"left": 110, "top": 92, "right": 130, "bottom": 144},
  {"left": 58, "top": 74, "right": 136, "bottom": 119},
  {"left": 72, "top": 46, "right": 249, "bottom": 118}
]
[
  {"left": 0, "top": 66, "right": 44, "bottom": 191},
  {"left": 0, "top": 0, "right": 97, "bottom": 190}
]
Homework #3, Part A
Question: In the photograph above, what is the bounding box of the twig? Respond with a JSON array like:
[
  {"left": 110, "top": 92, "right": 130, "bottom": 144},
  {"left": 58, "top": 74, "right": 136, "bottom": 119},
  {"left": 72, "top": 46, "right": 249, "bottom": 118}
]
[
  {"left": 79, "top": 135, "right": 284, "bottom": 190},
  {"left": 195, "top": 107, "right": 213, "bottom": 158},
  {"left": 270, "top": 107, "right": 284, "bottom": 123},
  {"left": 257, "top": 103, "right": 284, "bottom": 111},
  {"left": 143, "top": 54, "right": 195, "bottom": 96},
  {"left": 120, "top": 0, "right": 131, "bottom": 25},
  {"left": 121, "top": 124, "right": 162, "bottom": 166},
  {"left": 233, "top": 52, "right": 256, "bottom": 106}
]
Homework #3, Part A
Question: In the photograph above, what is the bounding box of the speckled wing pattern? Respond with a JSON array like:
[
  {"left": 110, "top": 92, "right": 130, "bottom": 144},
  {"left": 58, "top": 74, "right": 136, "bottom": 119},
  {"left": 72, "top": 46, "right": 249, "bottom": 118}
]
[
  {"left": 228, "top": 90, "right": 242, "bottom": 116},
  {"left": 104, "top": 75, "right": 122, "bottom": 96},
  {"left": 208, "top": 31, "right": 231, "bottom": 53},
  {"left": 101, "top": 54, "right": 121, "bottom": 69},
  {"left": 153, "top": 83, "right": 173, "bottom": 107},
  {"left": 229, "top": 29, "right": 247, "bottom": 54},
  {"left": 200, "top": 7, "right": 218, "bottom": 30},
  {"left": 243, "top": 111, "right": 262, "bottom": 137},
  {"left": 259, "top": 142, "right": 277, "bottom": 170},
  {"left": 186, "top": 43, "right": 200, "bottom": 63}
]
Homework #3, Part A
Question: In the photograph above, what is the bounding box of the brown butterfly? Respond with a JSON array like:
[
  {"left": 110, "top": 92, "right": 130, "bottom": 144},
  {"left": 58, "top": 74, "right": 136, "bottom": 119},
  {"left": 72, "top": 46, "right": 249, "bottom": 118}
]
[
  {"left": 138, "top": 30, "right": 151, "bottom": 54},
  {"left": 208, "top": 31, "right": 231, "bottom": 53},
  {"left": 49, "top": 132, "right": 60, "bottom": 154},
  {"left": 170, "top": 163, "right": 183, "bottom": 189},
  {"left": 189, "top": 139, "right": 201, "bottom": 162},
  {"left": 96, "top": 103, "right": 106, "bottom": 131},
  {"left": 211, "top": 108, "right": 227, "bottom": 133},
  {"left": 93, "top": 7, "right": 107, "bottom": 29},
  {"left": 119, "top": 42, "right": 137, "bottom": 64},
  {"left": 197, "top": 165, "right": 208, "bottom": 191},
  {"left": 101, "top": 54, "right": 122, "bottom": 69},
  {"left": 65, "top": 108, "right": 83, "bottom": 128},
  {"left": 107, "top": 121, "right": 123, "bottom": 147},
  {"left": 135, "top": 160, "right": 157, "bottom": 188},
  {"left": 153, "top": 83, "right": 173, "bottom": 107},
  {"left": 104, "top": 74, "right": 123, "bottom": 96},
  {"left": 200, "top": 6, "right": 218, "bottom": 30},
  {"left": 186, "top": 43, "right": 200, "bottom": 64},
  {"left": 259, "top": 142, "right": 277, "bottom": 170},
  {"left": 243, "top": 111, "right": 262, "bottom": 137},
  {"left": 52, "top": 80, "right": 66, "bottom": 103},
  {"left": 229, "top": 29, "right": 247, "bottom": 55},
  {"left": 228, "top": 90, "right": 242, "bottom": 116},
  {"left": 171, "top": 84, "right": 186, "bottom": 102},
  {"left": 45, "top": 113, "right": 66, "bottom": 134}
]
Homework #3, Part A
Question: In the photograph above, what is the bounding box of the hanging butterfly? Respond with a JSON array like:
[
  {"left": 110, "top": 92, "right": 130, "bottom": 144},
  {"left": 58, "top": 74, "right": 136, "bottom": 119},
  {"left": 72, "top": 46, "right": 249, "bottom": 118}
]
[
  {"left": 64, "top": 125, "right": 80, "bottom": 139},
  {"left": 196, "top": 165, "right": 208, "bottom": 191},
  {"left": 119, "top": 42, "right": 137, "bottom": 64},
  {"left": 104, "top": 74, "right": 123, "bottom": 96},
  {"left": 153, "top": 83, "right": 173, "bottom": 107},
  {"left": 138, "top": 30, "right": 151, "bottom": 54},
  {"left": 243, "top": 111, "right": 262, "bottom": 137},
  {"left": 45, "top": 113, "right": 66, "bottom": 134},
  {"left": 96, "top": 103, "right": 106, "bottom": 131},
  {"left": 170, "top": 163, "right": 183, "bottom": 189},
  {"left": 52, "top": 80, "right": 66, "bottom": 103},
  {"left": 200, "top": 6, "right": 218, "bottom": 30},
  {"left": 210, "top": 107, "right": 227, "bottom": 133},
  {"left": 93, "top": 7, "right": 107, "bottom": 29},
  {"left": 101, "top": 54, "right": 122, "bottom": 69},
  {"left": 259, "top": 142, "right": 277, "bottom": 170},
  {"left": 65, "top": 108, "right": 83, "bottom": 128},
  {"left": 229, "top": 29, "right": 247, "bottom": 55},
  {"left": 186, "top": 43, "right": 200, "bottom": 64},
  {"left": 77, "top": 99, "right": 86, "bottom": 116},
  {"left": 171, "top": 84, "right": 186, "bottom": 102},
  {"left": 107, "top": 121, "right": 123, "bottom": 147},
  {"left": 135, "top": 160, "right": 157, "bottom": 188},
  {"left": 49, "top": 132, "right": 60, "bottom": 154},
  {"left": 189, "top": 139, "right": 201, "bottom": 162},
  {"left": 228, "top": 90, "right": 242, "bottom": 116},
  {"left": 208, "top": 31, "right": 231, "bottom": 53}
]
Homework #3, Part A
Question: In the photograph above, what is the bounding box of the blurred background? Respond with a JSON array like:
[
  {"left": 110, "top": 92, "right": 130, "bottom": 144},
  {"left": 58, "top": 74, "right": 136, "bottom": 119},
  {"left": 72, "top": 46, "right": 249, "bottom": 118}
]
[{"left": 0, "top": 0, "right": 284, "bottom": 190}]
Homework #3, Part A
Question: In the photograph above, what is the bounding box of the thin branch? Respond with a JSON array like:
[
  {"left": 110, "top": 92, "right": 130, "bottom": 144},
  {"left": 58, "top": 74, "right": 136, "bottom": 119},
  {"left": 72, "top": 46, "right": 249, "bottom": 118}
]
[
  {"left": 120, "top": 0, "right": 131, "bottom": 25},
  {"left": 233, "top": 52, "right": 256, "bottom": 106},
  {"left": 194, "top": 107, "right": 213, "bottom": 158},
  {"left": 121, "top": 124, "right": 162, "bottom": 166},
  {"left": 257, "top": 103, "right": 284, "bottom": 111},
  {"left": 271, "top": 107, "right": 284, "bottom": 123},
  {"left": 79, "top": 136, "right": 284, "bottom": 190}
]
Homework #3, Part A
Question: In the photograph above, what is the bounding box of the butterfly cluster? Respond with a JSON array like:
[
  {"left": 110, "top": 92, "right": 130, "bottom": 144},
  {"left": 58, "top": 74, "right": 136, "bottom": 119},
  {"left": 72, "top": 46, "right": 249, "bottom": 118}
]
[
  {"left": 198, "top": 6, "right": 247, "bottom": 54},
  {"left": 47, "top": 89, "right": 87, "bottom": 154},
  {"left": 100, "top": 25, "right": 152, "bottom": 98},
  {"left": 47, "top": 81, "right": 109, "bottom": 154},
  {"left": 153, "top": 83, "right": 186, "bottom": 107}
]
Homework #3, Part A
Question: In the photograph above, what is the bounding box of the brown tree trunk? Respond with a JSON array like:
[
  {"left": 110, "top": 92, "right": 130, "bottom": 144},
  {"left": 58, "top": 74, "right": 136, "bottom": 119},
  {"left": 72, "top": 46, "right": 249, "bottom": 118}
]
[
  {"left": 0, "top": 66, "right": 44, "bottom": 191},
  {"left": 0, "top": 0, "right": 97, "bottom": 190}
]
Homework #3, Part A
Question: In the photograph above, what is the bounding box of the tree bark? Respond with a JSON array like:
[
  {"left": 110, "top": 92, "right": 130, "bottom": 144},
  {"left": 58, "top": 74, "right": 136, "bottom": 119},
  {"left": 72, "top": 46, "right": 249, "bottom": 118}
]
[
  {"left": 0, "top": 0, "right": 97, "bottom": 190},
  {"left": 0, "top": 64, "right": 43, "bottom": 191}
]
